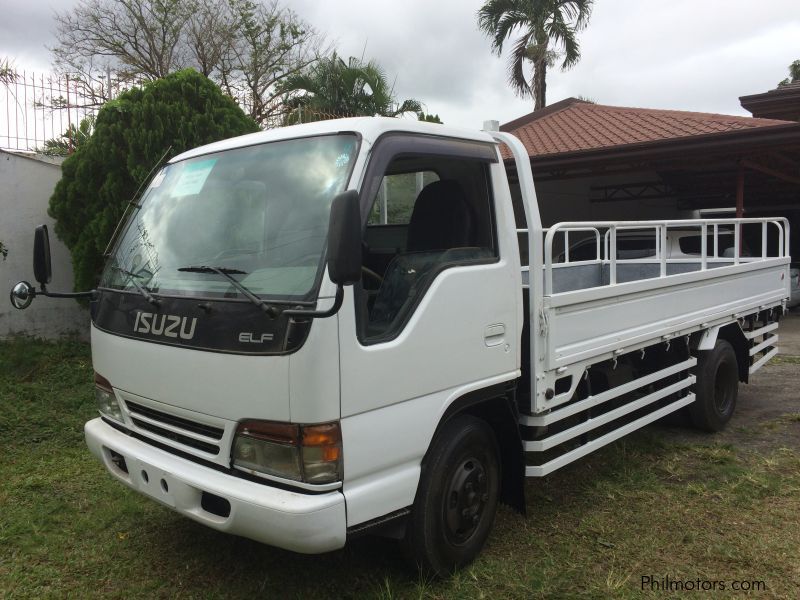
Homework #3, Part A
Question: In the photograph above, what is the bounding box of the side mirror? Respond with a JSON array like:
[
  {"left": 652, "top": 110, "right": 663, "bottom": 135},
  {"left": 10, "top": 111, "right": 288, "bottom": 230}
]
[
  {"left": 10, "top": 281, "right": 35, "bottom": 310},
  {"left": 327, "top": 190, "right": 362, "bottom": 286},
  {"left": 9, "top": 225, "right": 95, "bottom": 308},
  {"left": 33, "top": 224, "right": 52, "bottom": 286}
]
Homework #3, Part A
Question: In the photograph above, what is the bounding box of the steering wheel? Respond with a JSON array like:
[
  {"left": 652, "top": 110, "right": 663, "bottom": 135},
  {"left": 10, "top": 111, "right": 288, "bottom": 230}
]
[
  {"left": 359, "top": 240, "right": 385, "bottom": 286},
  {"left": 361, "top": 266, "right": 384, "bottom": 286}
]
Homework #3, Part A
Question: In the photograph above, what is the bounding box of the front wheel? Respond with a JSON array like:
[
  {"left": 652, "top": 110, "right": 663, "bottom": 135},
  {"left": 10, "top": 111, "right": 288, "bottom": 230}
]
[
  {"left": 690, "top": 339, "right": 739, "bottom": 432},
  {"left": 403, "top": 415, "right": 500, "bottom": 576}
]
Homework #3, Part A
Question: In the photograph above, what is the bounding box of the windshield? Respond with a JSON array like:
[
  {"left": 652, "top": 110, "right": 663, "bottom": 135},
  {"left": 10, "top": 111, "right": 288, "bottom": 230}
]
[{"left": 100, "top": 134, "right": 359, "bottom": 301}]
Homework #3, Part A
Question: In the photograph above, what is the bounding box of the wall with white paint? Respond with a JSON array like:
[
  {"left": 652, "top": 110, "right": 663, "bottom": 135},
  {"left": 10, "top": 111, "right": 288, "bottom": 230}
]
[{"left": 0, "top": 150, "right": 89, "bottom": 339}]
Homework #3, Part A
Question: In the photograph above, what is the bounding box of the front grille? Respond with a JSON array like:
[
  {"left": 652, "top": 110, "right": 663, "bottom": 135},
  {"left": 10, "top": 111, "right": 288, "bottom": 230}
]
[
  {"left": 126, "top": 400, "right": 223, "bottom": 455},
  {"left": 126, "top": 401, "right": 224, "bottom": 438}
]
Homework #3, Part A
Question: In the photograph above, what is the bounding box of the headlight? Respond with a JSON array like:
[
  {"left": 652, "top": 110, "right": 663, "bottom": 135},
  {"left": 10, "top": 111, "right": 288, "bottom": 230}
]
[
  {"left": 95, "top": 372, "right": 123, "bottom": 423},
  {"left": 232, "top": 420, "right": 342, "bottom": 485}
]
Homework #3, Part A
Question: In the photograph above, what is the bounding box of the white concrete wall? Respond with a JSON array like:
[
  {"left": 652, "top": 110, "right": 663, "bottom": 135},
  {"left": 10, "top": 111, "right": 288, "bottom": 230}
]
[{"left": 0, "top": 150, "right": 89, "bottom": 339}]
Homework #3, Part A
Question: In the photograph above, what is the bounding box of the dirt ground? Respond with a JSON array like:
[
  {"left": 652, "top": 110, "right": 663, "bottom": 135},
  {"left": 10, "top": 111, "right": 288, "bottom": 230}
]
[
  {"left": 779, "top": 308, "right": 800, "bottom": 356},
  {"left": 657, "top": 311, "right": 800, "bottom": 451}
]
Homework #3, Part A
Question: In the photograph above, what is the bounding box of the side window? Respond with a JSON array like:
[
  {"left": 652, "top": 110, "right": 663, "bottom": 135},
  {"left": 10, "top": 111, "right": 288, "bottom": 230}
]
[
  {"left": 616, "top": 236, "right": 657, "bottom": 259},
  {"left": 678, "top": 232, "right": 735, "bottom": 256},
  {"left": 359, "top": 155, "right": 498, "bottom": 343},
  {"left": 367, "top": 171, "right": 439, "bottom": 225},
  {"left": 564, "top": 238, "right": 599, "bottom": 262}
]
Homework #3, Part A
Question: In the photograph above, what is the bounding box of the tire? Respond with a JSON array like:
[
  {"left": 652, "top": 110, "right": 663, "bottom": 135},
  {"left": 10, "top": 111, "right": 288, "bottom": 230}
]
[
  {"left": 690, "top": 339, "right": 739, "bottom": 432},
  {"left": 403, "top": 415, "right": 501, "bottom": 577}
]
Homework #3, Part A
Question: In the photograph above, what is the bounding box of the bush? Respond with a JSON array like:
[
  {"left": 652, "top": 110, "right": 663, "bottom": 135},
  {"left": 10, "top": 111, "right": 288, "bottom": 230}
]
[{"left": 48, "top": 69, "right": 259, "bottom": 293}]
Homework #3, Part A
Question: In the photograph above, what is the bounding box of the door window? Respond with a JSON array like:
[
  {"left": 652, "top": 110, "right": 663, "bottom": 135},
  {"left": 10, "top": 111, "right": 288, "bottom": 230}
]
[
  {"left": 367, "top": 171, "right": 439, "bottom": 225},
  {"left": 359, "top": 155, "right": 498, "bottom": 343}
]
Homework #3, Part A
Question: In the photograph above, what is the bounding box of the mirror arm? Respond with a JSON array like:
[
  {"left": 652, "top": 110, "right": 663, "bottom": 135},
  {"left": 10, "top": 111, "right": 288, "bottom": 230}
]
[
  {"left": 281, "top": 285, "right": 343, "bottom": 319},
  {"left": 37, "top": 284, "right": 97, "bottom": 300}
]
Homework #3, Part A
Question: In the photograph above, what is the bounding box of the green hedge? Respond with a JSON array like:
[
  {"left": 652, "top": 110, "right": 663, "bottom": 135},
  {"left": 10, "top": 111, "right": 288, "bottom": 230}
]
[{"left": 48, "top": 69, "right": 259, "bottom": 293}]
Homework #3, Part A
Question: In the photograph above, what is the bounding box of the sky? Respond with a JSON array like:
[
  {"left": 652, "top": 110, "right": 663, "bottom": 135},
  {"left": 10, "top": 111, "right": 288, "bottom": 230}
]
[{"left": 2, "top": 0, "right": 799, "bottom": 130}]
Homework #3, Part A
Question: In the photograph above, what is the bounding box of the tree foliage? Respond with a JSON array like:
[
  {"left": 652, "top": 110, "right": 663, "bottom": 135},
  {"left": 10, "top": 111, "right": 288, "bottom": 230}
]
[
  {"left": 477, "top": 0, "right": 593, "bottom": 110},
  {"left": 52, "top": 0, "right": 323, "bottom": 127},
  {"left": 48, "top": 69, "right": 259, "bottom": 292},
  {"left": 778, "top": 59, "right": 800, "bottom": 87},
  {"left": 280, "top": 53, "right": 422, "bottom": 123},
  {"left": 38, "top": 116, "right": 96, "bottom": 157},
  {"left": 0, "top": 58, "right": 18, "bottom": 85},
  {"left": 418, "top": 112, "right": 443, "bottom": 124}
]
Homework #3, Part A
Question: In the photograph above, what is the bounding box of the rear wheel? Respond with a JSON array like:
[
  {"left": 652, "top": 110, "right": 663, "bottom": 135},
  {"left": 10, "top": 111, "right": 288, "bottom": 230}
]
[
  {"left": 690, "top": 339, "right": 739, "bottom": 432},
  {"left": 403, "top": 415, "right": 500, "bottom": 577}
]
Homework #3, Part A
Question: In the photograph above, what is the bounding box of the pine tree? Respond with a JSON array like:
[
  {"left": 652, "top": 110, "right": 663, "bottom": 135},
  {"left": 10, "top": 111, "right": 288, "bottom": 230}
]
[{"left": 48, "top": 69, "right": 259, "bottom": 293}]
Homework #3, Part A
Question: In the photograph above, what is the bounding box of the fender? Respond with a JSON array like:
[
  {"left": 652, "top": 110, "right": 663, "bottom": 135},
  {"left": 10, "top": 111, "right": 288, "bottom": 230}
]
[
  {"left": 442, "top": 389, "right": 526, "bottom": 515},
  {"left": 695, "top": 322, "right": 750, "bottom": 383},
  {"left": 696, "top": 325, "right": 722, "bottom": 351}
]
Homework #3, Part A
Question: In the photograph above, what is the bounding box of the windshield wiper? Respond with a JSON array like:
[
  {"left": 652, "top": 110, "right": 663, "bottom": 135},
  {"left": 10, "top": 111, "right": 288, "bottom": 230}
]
[
  {"left": 111, "top": 266, "right": 161, "bottom": 306},
  {"left": 178, "top": 265, "right": 280, "bottom": 318}
]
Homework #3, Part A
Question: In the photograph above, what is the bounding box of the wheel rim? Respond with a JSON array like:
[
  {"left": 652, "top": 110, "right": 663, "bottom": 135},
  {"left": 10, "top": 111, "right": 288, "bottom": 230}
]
[
  {"left": 443, "top": 456, "right": 490, "bottom": 545},
  {"left": 714, "top": 362, "right": 736, "bottom": 416}
]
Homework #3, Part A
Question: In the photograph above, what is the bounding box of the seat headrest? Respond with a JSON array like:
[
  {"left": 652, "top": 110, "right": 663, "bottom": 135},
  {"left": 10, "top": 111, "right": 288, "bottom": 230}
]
[{"left": 406, "top": 180, "right": 475, "bottom": 252}]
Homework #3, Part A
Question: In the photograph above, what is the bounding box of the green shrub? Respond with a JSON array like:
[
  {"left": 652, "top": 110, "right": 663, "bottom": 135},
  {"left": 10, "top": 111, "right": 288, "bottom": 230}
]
[{"left": 48, "top": 69, "right": 259, "bottom": 293}]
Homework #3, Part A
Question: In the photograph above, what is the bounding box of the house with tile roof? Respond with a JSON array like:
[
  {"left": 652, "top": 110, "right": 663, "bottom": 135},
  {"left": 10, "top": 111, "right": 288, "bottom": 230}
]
[
  {"left": 741, "top": 81, "right": 800, "bottom": 122},
  {"left": 499, "top": 95, "right": 800, "bottom": 259}
]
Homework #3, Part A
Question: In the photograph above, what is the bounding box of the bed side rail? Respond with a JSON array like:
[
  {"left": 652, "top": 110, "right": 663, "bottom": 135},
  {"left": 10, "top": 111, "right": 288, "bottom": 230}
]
[{"left": 542, "top": 217, "right": 790, "bottom": 296}]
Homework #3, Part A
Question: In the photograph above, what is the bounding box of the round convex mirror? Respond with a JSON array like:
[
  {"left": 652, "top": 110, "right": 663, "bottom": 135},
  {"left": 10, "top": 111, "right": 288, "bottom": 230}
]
[{"left": 10, "top": 281, "right": 35, "bottom": 310}]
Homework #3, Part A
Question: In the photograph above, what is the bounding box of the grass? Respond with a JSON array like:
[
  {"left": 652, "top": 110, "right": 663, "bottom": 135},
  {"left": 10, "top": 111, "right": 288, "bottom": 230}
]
[
  {"left": 774, "top": 354, "right": 800, "bottom": 365},
  {"left": 2, "top": 338, "right": 799, "bottom": 598}
]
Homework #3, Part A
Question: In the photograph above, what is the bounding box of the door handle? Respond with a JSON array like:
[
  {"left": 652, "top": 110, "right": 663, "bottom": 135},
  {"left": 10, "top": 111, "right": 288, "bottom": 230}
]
[{"left": 484, "top": 324, "right": 505, "bottom": 347}]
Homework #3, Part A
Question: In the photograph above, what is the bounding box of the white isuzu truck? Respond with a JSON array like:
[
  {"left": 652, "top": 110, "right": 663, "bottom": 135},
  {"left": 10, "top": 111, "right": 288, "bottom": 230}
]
[{"left": 10, "top": 118, "right": 791, "bottom": 575}]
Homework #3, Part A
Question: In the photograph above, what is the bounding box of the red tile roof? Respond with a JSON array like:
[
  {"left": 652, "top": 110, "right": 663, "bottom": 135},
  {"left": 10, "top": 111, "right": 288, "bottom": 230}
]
[
  {"left": 501, "top": 97, "right": 795, "bottom": 159},
  {"left": 740, "top": 81, "right": 800, "bottom": 121}
]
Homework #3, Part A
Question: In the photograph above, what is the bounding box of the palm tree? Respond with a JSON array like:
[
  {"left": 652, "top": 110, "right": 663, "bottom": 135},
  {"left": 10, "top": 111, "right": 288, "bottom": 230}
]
[
  {"left": 280, "top": 53, "right": 422, "bottom": 124},
  {"left": 478, "top": 0, "right": 593, "bottom": 110},
  {"left": 778, "top": 59, "right": 800, "bottom": 87}
]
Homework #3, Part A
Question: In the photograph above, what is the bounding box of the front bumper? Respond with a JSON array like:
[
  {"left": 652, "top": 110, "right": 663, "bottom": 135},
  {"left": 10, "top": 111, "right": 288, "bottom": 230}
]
[{"left": 84, "top": 418, "right": 347, "bottom": 553}]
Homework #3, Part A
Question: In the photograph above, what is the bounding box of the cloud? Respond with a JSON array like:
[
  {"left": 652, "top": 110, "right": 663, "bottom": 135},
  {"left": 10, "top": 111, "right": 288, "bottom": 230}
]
[
  {"left": 292, "top": 0, "right": 800, "bottom": 126},
  {"left": 1, "top": 1, "right": 68, "bottom": 71},
  {"left": 550, "top": 0, "right": 800, "bottom": 115},
  {"left": 3, "top": 0, "right": 798, "bottom": 128}
]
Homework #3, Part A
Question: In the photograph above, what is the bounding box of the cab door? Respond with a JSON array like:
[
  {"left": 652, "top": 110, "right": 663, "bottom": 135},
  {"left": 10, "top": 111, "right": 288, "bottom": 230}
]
[{"left": 337, "top": 135, "right": 521, "bottom": 524}]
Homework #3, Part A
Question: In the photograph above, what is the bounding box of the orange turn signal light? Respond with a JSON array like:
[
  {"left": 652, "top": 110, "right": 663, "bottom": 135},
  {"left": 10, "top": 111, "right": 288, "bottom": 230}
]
[{"left": 301, "top": 423, "right": 342, "bottom": 447}]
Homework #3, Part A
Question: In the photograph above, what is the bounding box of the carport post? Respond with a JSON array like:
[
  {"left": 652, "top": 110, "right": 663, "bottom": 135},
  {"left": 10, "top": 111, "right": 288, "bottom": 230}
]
[
  {"left": 736, "top": 165, "right": 745, "bottom": 218},
  {"left": 735, "top": 165, "right": 745, "bottom": 254}
]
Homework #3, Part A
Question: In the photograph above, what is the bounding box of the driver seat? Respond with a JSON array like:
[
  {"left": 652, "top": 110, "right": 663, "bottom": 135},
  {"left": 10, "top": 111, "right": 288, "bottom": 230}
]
[
  {"left": 368, "top": 180, "right": 476, "bottom": 333},
  {"left": 405, "top": 179, "right": 476, "bottom": 252}
]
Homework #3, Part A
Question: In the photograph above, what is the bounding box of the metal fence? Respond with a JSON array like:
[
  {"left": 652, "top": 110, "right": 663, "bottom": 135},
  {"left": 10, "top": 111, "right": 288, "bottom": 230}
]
[
  {"left": 1, "top": 67, "right": 386, "bottom": 154},
  {"left": 0, "top": 70, "right": 109, "bottom": 153}
]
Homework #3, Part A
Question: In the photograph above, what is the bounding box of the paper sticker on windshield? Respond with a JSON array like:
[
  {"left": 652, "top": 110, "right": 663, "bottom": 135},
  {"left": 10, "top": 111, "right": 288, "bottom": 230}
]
[
  {"left": 172, "top": 159, "right": 217, "bottom": 196},
  {"left": 149, "top": 168, "right": 167, "bottom": 188}
]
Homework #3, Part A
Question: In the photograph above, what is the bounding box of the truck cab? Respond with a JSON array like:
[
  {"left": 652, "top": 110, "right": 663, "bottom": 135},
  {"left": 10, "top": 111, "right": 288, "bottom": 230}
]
[{"left": 81, "top": 118, "right": 524, "bottom": 571}]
